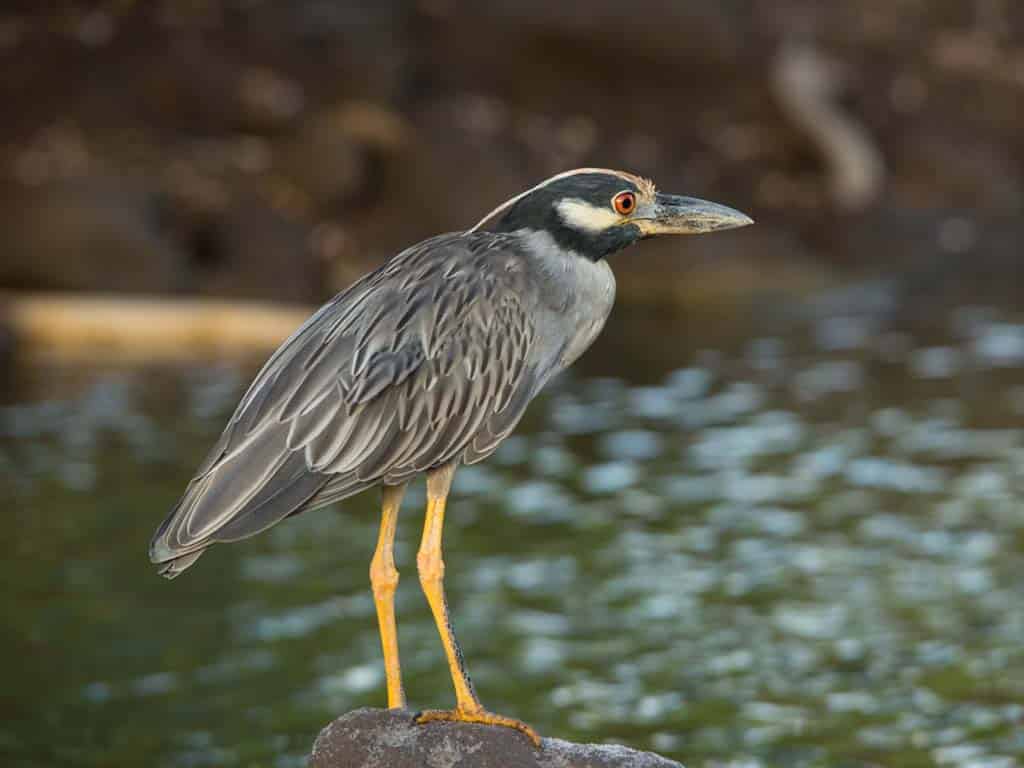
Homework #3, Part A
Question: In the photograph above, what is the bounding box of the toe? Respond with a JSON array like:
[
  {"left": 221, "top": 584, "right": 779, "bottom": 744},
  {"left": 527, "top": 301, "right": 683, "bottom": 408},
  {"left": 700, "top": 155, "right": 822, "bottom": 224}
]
[{"left": 414, "top": 708, "right": 541, "bottom": 747}]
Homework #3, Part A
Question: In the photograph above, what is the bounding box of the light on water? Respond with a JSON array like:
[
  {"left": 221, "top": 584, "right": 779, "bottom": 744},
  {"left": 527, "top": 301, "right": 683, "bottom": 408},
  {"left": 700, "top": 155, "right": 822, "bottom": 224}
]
[{"left": 3, "top": 300, "right": 1024, "bottom": 767}]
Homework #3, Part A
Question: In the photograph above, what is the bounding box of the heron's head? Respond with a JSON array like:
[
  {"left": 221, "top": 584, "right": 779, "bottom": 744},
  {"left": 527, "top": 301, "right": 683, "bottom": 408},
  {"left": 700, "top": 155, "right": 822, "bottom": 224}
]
[{"left": 475, "top": 168, "right": 753, "bottom": 260}]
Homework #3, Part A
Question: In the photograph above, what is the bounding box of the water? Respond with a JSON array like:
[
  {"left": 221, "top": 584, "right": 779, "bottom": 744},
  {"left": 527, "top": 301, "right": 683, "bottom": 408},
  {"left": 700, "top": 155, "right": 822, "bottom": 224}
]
[{"left": 3, "top": 297, "right": 1024, "bottom": 767}]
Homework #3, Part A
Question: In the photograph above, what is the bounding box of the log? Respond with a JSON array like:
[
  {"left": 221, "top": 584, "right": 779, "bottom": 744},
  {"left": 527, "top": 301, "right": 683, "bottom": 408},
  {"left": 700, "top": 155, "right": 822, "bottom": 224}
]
[{"left": 1, "top": 293, "right": 314, "bottom": 363}]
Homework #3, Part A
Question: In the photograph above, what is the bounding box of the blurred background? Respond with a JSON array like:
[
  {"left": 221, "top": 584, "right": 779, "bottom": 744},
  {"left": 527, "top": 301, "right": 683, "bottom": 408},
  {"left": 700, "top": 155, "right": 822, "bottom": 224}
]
[{"left": 3, "top": 1, "right": 1024, "bottom": 766}]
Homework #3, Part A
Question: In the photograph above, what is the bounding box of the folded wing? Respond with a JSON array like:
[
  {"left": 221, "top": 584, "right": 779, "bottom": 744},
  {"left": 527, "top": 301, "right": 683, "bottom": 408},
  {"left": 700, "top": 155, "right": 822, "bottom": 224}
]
[{"left": 150, "top": 234, "right": 543, "bottom": 576}]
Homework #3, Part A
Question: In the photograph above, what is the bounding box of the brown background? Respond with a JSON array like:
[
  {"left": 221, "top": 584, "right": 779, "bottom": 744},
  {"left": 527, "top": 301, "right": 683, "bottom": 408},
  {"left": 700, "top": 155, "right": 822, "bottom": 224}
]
[{"left": 1, "top": 1, "right": 1021, "bottom": 309}]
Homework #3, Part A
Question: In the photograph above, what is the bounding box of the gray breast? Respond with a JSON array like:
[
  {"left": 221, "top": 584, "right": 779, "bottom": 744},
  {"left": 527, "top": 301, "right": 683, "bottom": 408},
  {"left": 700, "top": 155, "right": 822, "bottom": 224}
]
[{"left": 517, "top": 229, "right": 617, "bottom": 373}]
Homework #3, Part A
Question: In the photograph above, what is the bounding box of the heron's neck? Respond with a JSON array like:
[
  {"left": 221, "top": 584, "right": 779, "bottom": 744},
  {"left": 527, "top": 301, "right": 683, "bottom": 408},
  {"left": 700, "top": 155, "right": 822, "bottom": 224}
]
[{"left": 507, "top": 224, "right": 637, "bottom": 262}]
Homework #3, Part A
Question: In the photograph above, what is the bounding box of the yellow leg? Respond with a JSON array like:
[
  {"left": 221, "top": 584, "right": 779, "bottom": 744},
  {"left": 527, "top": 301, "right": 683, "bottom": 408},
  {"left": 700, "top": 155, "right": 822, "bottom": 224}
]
[
  {"left": 413, "top": 464, "right": 541, "bottom": 747},
  {"left": 370, "top": 483, "right": 406, "bottom": 709}
]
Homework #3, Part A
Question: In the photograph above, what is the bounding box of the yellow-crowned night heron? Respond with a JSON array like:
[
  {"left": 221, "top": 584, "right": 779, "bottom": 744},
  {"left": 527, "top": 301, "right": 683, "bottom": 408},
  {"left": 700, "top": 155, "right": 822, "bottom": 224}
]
[{"left": 149, "top": 168, "right": 752, "bottom": 745}]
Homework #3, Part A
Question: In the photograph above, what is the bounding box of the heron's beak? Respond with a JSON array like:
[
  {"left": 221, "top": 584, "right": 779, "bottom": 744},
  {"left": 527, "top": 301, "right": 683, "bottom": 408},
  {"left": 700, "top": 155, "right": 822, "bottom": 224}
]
[{"left": 633, "top": 193, "right": 754, "bottom": 236}]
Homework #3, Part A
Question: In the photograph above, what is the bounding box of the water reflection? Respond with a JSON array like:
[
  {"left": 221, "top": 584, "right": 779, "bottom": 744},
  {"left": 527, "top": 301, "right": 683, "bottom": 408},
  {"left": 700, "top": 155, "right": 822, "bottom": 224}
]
[{"left": 2, "top": 300, "right": 1024, "bottom": 767}]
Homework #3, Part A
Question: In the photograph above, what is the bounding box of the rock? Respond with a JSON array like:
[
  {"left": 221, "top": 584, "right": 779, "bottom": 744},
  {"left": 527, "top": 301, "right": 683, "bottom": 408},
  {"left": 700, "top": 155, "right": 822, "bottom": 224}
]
[
  {"left": 1, "top": 175, "right": 186, "bottom": 294},
  {"left": 237, "top": 67, "right": 306, "bottom": 128},
  {"left": 309, "top": 708, "right": 683, "bottom": 768},
  {"left": 177, "top": 193, "right": 327, "bottom": 304},
  {"left": 277, "top": 109, "right": 367, "bottom": 209}
]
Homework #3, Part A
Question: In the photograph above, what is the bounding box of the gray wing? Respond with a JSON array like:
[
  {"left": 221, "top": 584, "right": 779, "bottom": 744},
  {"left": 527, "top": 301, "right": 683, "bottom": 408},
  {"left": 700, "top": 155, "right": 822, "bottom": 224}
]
[{"left": 149, "top": 233, "right": 544, "bottom": 575}]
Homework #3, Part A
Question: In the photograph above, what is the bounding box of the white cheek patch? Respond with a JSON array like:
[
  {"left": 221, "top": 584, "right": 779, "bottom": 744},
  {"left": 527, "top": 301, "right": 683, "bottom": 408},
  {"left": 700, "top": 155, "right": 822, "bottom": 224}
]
[{"left": 555, "top": 198, "right": 622, "bottom": 233}]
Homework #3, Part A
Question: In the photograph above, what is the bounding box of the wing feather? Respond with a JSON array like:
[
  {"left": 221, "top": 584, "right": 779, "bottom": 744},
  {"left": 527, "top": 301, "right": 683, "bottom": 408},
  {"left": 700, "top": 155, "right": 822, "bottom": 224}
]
[{"left": 150, "top": 232, "right": 548, "bottom": 576}]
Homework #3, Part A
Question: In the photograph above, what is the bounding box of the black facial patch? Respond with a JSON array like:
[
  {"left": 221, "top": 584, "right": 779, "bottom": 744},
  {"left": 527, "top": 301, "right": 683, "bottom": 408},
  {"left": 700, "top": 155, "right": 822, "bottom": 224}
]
[{"left": 492, "top": 173, "right": 644, "bottom": 260}]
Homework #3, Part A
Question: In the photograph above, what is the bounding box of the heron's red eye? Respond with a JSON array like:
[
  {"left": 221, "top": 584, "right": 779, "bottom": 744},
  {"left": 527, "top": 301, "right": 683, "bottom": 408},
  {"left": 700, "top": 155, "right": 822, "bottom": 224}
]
[{"left": 612, "top": 191, "right": 636, "bottom": 215}]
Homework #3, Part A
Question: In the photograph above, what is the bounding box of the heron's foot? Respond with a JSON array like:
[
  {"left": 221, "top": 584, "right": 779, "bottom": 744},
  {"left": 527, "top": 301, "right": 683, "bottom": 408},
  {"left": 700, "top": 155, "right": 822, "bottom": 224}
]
[{"left": 415, "top": 707, "right": 541, "bottom": 747}]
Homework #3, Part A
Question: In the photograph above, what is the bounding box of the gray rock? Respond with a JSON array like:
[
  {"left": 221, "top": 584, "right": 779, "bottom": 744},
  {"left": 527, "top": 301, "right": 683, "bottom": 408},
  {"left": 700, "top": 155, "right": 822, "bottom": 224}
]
[{"left": 309, "top": 708, "right": 683, "bottom": 768}]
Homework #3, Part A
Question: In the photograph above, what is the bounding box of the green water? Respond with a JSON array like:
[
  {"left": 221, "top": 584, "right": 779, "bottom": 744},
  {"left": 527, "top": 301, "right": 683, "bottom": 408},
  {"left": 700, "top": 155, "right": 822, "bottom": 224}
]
[{"left": 3, "top": 296, "right": 1024, "bottom": 767}]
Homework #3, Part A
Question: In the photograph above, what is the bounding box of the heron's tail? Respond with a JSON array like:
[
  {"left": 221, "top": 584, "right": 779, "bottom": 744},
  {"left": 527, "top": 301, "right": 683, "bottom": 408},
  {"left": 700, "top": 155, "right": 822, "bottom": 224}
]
[
  {"left": 152, "top": 549, "right": 205, "bottom": 579},
  {"left": 149, "top": 425, "right": 329, "bottom": 578}
]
